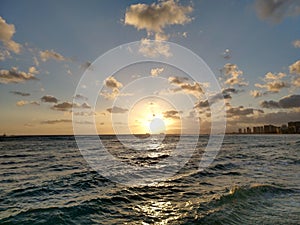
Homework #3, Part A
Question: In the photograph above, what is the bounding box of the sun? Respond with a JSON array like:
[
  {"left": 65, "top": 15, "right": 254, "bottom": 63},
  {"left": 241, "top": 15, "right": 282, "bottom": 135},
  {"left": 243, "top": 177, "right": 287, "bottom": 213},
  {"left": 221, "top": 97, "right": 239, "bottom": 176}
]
[
  {"left": 149, "top": 117, "right": 166, "bottom": 134},
  {"left": 128, "top": 97, "right": 177, "bottom": 135}
]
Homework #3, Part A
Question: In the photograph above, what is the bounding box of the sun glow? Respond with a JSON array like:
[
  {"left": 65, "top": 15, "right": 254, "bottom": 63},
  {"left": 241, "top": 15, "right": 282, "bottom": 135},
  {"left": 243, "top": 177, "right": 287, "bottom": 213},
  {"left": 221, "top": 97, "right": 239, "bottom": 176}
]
[{"left": 128, "top": 97, "right": 177, "bottom": 135}]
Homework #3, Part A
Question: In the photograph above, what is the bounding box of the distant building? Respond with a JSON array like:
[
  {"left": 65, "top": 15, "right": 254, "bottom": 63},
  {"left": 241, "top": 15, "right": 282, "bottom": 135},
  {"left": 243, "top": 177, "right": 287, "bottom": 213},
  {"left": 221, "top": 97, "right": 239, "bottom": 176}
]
[
  {"left": 247, "top": 127, "right": 251, "bottom": 134},
  {"left": 288, "top": 121, "right": 300, "bottom": 134},
  {"left": 263, "top": 125, "right": 278, "bottom": 134}
]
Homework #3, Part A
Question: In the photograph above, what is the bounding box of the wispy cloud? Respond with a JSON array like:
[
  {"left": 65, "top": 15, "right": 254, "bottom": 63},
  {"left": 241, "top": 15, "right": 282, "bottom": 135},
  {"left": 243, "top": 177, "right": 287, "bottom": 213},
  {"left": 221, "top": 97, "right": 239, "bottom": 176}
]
[
  {"left": 10, "top": 91, "right": 30, "bottom": 96},
  {"left": 138, "top": 38, "right": 172, "bottom": 58},
  {"left": 255, "top": 0, "right": 300, "bottom": 23},
  {"left": 39, "top": 49, "right": 68, "bottom": 62},
  {"left": 292, "top": 40, "right": 300, "bottom": 48},
  {"left": 106, "top": 106, "right": 128, "bottom": 114},
  {"left": 41, "top": 119, "right": 72, "bottom": 124},
  {"left": 16, "top": 100, "right": 40, "bottom": 107}
]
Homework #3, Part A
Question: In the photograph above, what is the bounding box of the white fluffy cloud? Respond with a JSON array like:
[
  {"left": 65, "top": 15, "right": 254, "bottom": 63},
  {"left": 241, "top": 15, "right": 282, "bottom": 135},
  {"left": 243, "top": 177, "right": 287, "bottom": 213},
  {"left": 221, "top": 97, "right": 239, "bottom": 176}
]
[
  {"left": 0, "top": 16, "right": 22, "bottom": 54},
  {"left": 150, "top": 67, "right": 164, "bottom": 77},
  {"left": 124, "top": 0, "right": 193, "bottom": 34},
  {"left": 104, "top": 76, "right": 123, "bottom": 89},
  {"left": 250, "top": 90, "right": 264, "bottom": 98},
  {"left": 100, "top": 76, "right": 124, "bottom": 100},
  {"left": 289, "top": 60, "right": 300, "bottom": 75},
  {"left": 222, "top": 63, "right": 248, "bottom": 86},
  {"left": 255, "top": 72, "right": 289, "bottom": 93},
  {"left": 0, "top": 67, "right": 38, "bottom": 84}
]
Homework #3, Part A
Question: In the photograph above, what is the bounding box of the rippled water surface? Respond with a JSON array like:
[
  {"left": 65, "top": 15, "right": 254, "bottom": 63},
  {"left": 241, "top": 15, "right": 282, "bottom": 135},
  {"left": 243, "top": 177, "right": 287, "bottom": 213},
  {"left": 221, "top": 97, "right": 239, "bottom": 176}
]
[{"left": 0, "top": 135, "right": 299, "bottom": 224}]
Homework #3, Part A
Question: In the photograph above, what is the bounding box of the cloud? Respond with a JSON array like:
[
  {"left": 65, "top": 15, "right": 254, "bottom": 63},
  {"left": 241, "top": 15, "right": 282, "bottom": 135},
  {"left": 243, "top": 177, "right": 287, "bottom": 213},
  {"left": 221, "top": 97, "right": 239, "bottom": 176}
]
[
  {"left": 138, "top": 38, "right": 172, "bottom": 58},
  {"left": 104, "top": 76, "right": 123, "bottom": 89},
  {"left": 51, "top": 101, "right": 91, "bottom": 111},
  {"left": 0, "top": 67, "right": 38, "bottom": 84},
  {"left": 28, "top": 66, "right": 39, "bottom": 75},
  {"left": 0, "top": 16, "right": 22, "bottom": 54},
  {"left": 150, "top": 67, "right": 164, "bottom": 77},
  {"left": 100, "top": 76, "right": 132, "bottom": 100},
  {"left": 10, "top": 91, "right": 30, "bottom": 96},
  {"left": 255, "top": 0, "right": 300, "bottom": 23},
  {"left": 168, "top": 76, "right": 204, "bottom": 98},
  {"left": 250, "top": 90, "right": 264, "bottom": 98},
  {"left": 227, "top": 105, "right": 264, "bottom": 118},
  {"left": 163, "top": 110, "right": 181, "bottom": 119},
  {"left": 73, "top": 111, "right": 96, "bottom": 116},
  {"left": 292, "top": 76, "right": 300, "bottom": 87},
  {"left": 124, "top": 0, "right": 193, "bottom": 35},
  {"left": 293, "top": 40, "right": 300, "bottom": 48},
  {"left": 260, "top": 94, "right": 300, "bottom": 108},
  {"left": 41, "top": 119, "right": 72, "bottom": 125},
  {"left": 289, "top": 60, "right": 300, "bottom": 75},
  {"left": 106, "top": 106, "right": 128, "bottom": 114},
  {"left": 255, "top": 72, "right": 289, "bottom": 93},
  {"left": 73, "top": 94, "right": 88, "bottom": 101},
  {"left": 0, "top": 49, "right": 11, "bottom": 61},
  {"left": 194, "top": 88, "right": 238, "bottom": 109},
  {"left": 39, "top": 49, "right": 67, "bottom": 62},
  {"left": 222, "top": 63, "right": 248, "bottom": 86},
  {"left": 41, "top": 95, "right": 58, "bottom": 103},
  {"left": 16, "top": 100, "right": 40, "bottom": 107}
]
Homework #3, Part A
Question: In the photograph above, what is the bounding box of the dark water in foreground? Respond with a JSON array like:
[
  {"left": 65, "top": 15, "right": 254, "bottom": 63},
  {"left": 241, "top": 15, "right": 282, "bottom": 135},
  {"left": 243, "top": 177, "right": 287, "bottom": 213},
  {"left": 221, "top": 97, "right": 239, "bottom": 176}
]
[{"left": 0, "top": 135, "right": 299, "bottom": 224}]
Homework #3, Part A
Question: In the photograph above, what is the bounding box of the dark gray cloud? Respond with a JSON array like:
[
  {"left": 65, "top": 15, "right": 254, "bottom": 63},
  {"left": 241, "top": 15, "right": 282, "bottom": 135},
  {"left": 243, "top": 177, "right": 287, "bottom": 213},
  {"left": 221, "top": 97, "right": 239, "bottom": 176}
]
[
  {"left": 51, "top": 101, "right": 91, "bottom": 111},
  {"left": 41, "top": 95, "right": 58, "bottom": 103},
  {"left": 74, "top": 94, "right": 88, "bottom": 101},
  {"left": 106, "top": 106, "right": 128, "bottom": 114},
  {"left": 0, "top": 67, "right": 38, "bottom": 84},
  {"left": 163, "top": 110, "right": 181, "bottom": 119},
  {"left": 260, "top": 95, "right": 300, "bottom": 108},
  {"left": 227, "top": 106, "right": 264, "bottom": 117},
  {"left": 194, "top": 88, "right": 239, "bottom": 109},
  {"left": 10, "top": 91, "right": 30, "bottom": 96}
]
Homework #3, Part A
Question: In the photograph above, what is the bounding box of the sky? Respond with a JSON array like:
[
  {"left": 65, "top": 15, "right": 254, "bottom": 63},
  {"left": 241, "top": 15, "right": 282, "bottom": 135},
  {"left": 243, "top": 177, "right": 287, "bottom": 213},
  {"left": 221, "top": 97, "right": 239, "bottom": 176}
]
[{"left": 0, "top": 0, "right": 300, "bottom": 135}]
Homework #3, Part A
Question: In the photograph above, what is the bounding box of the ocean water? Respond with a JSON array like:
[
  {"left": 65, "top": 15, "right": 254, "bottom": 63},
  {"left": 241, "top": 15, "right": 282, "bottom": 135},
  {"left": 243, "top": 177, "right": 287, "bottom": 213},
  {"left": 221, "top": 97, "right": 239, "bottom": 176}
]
[{"left": 0, "top": 135, "right": 299, "bottom": 224}]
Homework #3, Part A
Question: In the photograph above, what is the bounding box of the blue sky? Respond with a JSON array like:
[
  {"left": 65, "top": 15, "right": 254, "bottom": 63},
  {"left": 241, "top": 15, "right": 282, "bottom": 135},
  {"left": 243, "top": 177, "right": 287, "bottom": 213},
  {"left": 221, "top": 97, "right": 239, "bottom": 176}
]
[{"left": 0, "top": 0, "right": 300, "bottom": 135}]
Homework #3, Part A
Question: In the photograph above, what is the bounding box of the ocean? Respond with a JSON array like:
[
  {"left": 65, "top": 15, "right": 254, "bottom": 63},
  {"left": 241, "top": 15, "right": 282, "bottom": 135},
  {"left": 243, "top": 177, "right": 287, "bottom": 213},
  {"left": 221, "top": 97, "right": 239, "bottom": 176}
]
[{"left": 0, "top": 135, "right": 299, "bottom": 224}]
